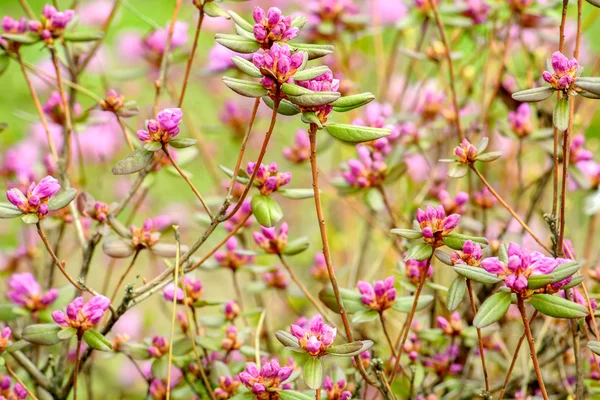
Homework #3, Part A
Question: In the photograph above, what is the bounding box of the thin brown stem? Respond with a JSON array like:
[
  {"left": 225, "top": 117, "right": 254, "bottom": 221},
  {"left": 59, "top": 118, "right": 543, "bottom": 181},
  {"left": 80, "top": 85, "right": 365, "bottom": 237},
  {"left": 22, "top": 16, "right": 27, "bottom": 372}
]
[
  {"left": 517, "top": 298, "right": 549, "bottom": 400},
  {"left": 109, "top": 250, "right": 141, "bottom": 303},
  {"left": 379, "top": 313, "right": 397, "bottom": 358},
  {"left": 471, "top": 166, "right": 551, "bottom": 253},
  {"left": 163, "top": 144, "right": 213, "bottom": 218},
  {"left": 466, "top": 279, "right": 490, "bottom": 392},
  {"left": 6, "top": 364, "right": 39, "bottom": 400},
  {"left": 116, "top": 114, "right": 135, "bottom": 152},
  {"left": 49, "top": 47, "right": 73, "bottom": 165},
  {"left": 73, "top": 337, "right": 82, "bottom": 400},
  {"left": 37, "top": 223, "right": 84, "bottom": 290},
  {"left": 178, "top": 8, "right": 204, "bottom": 107}
]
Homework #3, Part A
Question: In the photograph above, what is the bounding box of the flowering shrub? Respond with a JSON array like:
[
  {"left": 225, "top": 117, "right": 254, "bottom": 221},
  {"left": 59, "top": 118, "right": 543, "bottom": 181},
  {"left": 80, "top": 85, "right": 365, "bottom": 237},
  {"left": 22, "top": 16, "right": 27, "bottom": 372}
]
[{"left": 1, "top": 0, "right": 600, "bottom": 399}]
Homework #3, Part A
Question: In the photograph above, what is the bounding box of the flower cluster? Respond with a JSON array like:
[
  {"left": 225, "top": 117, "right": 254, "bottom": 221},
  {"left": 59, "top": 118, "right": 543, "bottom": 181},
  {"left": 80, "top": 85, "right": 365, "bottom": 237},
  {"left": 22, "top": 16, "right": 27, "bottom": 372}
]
[
  {"left": 130, "top": 218, "right": 161, "bottom": 249},
  {"left": 290, "top": 315, "right": 336, "bottom": 356},
  {"left": 323, "top": 376, "right": 352, "bottom": 400},
  {"left": 238, "top": 360, "right": 293, "bottom": 398},
  {"left": 7, "top": 273, "right": 58, "bottom": 313},
  {"left": 253, "top": 43, "right": 304, "bottom": 92},
  {"left": 263, "top": 266, "right": 289, "bottom": 289},
  {"left": 252, "top": 7, "right": 298, "bottom": 47},
  {"left": 137, "top": 108, "right": 183, "bottom": 144},
  {"left": 405, "top": 257, "right": 434, "bottom": 284},
  {"left": 0, "top": 327, "right": 11, "bottom": 354},
  {"left": 453, "top": 139, "right": 478, "bottom": 164},
  {"left": 6, "top": 176, "right": 61, "bottom": 220},
  {"left": 0, "top": 376, "right": 27, "bottom": 400},
  {"left": 423, "top": 345, "right": 462, "bottom": 376},
  {"left": 481, "top": 243, "right": 571, "bottom": 295},
  {"left": 215, "top": 237, "right": 255, "bottom": 270},
  {"left": 310, "top": 252, "right": 329, "bottom": 282},
  {"left": 221, "top": 325, "right": 243, "bottom": 351},
  {"left": 437, "top": 312, "right": 464, "bottom": 336},
  {"left": 148, "top": 335, "right": 169, "bottom": 358},
  {"left": 570, "top": 134, "right": 594, "bottom": 164},
  {"left": 52, "top": 295, "right": 110, "bottom": 332},
  {"left": 163, "top": 276, "right": 203, "bottom": 305},
  {"left": 223, "top": 200, "right": 254, "bottom": 232},
  {"left": 416, "top": 205, "right": 460, "bottom": 247},
  {"left": 450, "top": 240, "right": 483, "bottom": 266},
  {"left": 283, "top": 129, "right": 311, "bottom": 163},
  {"left": 246, "top": 162, "right": 292, "bottom": 195},
  {"left": 343, "top": 145, "right": 388, "bottom": 188},
  {"left": 438, "top": 190, "right": 469, "bottom": 215},
  {"left": 253, "top": 223, "right": 289, "bottom": 254},
  {"left": 472, "top": 187, "right": 497, "bottom": 209},
  {"left": 26, "top": 5, "right": 75, "bottom": 43},
  {"left": 508, "top": 103, "right": 533, "bottom": 137},
  {"left": 214, "top": 375, "right": 241, "bottom": 399},
  {"left": 542, "top": 51, "right": 579, "bottom": 91},
  {"left": 357, "top": 277, "right": 397, "bottom": 312},
  {"left": 224, "top": 300, "right": 241, "bottom": 322}
]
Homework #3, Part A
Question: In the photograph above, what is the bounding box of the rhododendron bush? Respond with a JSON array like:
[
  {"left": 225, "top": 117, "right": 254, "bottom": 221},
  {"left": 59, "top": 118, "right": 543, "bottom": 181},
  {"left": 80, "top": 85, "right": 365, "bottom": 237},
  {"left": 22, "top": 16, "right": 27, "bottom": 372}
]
[{"left": 1, "top": 0, "right": 600, "bottom": 399}]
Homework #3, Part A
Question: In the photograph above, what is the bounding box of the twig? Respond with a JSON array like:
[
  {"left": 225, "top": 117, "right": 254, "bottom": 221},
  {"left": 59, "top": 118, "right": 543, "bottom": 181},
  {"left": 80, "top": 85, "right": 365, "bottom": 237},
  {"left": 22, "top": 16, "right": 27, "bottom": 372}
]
[
  {"left": 517, "top": 298, "right": 549, "bottom": 400},
  {"left": 466, "top": 279, "right": 490, "bottom": 393}
]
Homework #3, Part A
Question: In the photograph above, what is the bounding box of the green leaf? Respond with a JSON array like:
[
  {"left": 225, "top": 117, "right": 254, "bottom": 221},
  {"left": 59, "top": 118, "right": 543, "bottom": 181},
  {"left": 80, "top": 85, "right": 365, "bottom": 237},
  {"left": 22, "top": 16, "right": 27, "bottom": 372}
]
[
  {"left": 203, "top": 2, "right": 229, "bottom": 18},
  {"left": 262, "top": 97, "right": 300, "bottom": 116},
  {"left": 527, "top": 274, "right": 555, "bottom": 290},
  {"left": 511, "top": 86, "right": 554, "bottom": 102},
  {"left": 172, "top": 337, "right": 194, "bottom": 356},
  {"left": 229, "top": 393, "right": 255, "bottom": 400},
  {"left": 383, "top": 162, "right": 407, "bottom": 184},
  {"left": 404, "top": 242, "right": 433, "bottom": 261},
  {"left": 392, "top": 295, "right": 434, "bottom": 313},
  {"left": 1, "top": 33, "right": 40, "bottom": 44},
  {"left": 119, "top": 342, "right": 152, "bottom": 359},
  {"left": 251, "top": 195, "right": 283, "bottom": 228},
  {"left": 553, "top": 98, "right": 570, "bottom": 132},
  {"left": 473, "top": 291, "right": 511, "bottom": 328},
  {"left": 112, "top": 147, "right": 154, "bottom": 175},
  {"left": 325, "top": 123, "right": 391, "bottom": 143},
  {"left": 5, "top": 340, "right": 30, "bottom": 353},
  {"left": 447, "top": 163, "right": 468, "bottom": 178},
  {"left": 446, "top": 277, "right": 467, "bottom": 311},
  {"left": 215, "top": 34, "right": 260, "bottom": 53},
  {"left": 22, "top": 324, "right": 62, "bottom": 346},
  {"left": 151, "top": 356, "right": 170, "bottom": 380},
  {"left": 326, "top": 340, "right": 372, "bottom": 356},
  {"left": 48, "top": 188, "right": 77, "bottom": 211},
  {"left": 228, "top": 11, "right": 254, "bottom": 32},
  {"left": 288, "top": 43, "right": 334, "bottom": 60},
  {"left": 434, "top": 250, "right": 453, "bottom": 265},
  {"left": 530, "top": 294, "right": 588, "bottom": 319},
  {"left": 275, "top": 330, "right": 301, "bottom": 350},
  {"left": 281, "top": 237, "right": 310, "bottom": 256},
  {"left": 62, "top": 31, "right": 104, "bottom": 42},
  {"left": 278, "top": 188, "right": 315, "bottom": 200},
  {"left": 231, "top": 56, "right": 262, "bottom": 78},
  {"left": 0, "top": 203, "right": 23, "bottom": 219},
  {"left": 168, "top": 138, "right": 197, "bottom": 149},
  {"left": 57, "top": 327, "right": 77, "bottom": 340},
  {"left": 303, "top": 357, "right": 323, "bottom": 389},
  {"left": 552, "top": 262, "right": 580, "bottom": 282},
  {"left": 475, "top": 151, "right": 502, "bottom": 163},
  {"left": 222, "top": 77, "right": 268, "bottom": 98},
  {"left": 278, "top": 390, "right": 315, "bottom": 400},
  {"left": 588, "top": 341, "right": 600, "bottom": 356},
  {"left": 287, "top": 91, "right": 341, "bottom": 107},
  {"left": 575, "top": 77, "right": 600, "bottom": 95},
  {"left": 476, "top": 137, "right": 489, "bottom": 153},
  {"left": 0, "top": 54, "right": 10, "bottom": 78},
  {"left": 390, "top": 228, "right": 423, "bottom": 240},
  {"left": 21, "top": 214, "right": 39, "bottom": 224},
  {"left": 453, "top": 265, "right": 501, "bottom": 284},
  {"left": 562, "top": 275, "right": 584, "bottom": 290},
  {"left": 294, "top": 66, "right": 331, "bottom": 81},
  {"left": 331, "top": 92, "right": 375, "bottom": 112},
  {"left": 442, "top": 233, "right": 489, "bottom": 250},
  {"left": 83, "top": 329, "right": 113, "bottom": 352},
  {"left": 219, "top": 164, "right": 249, "bottom": 184},
  {"left": 351, "top": 309, "right": 379, "bottom": 323},
  {"left": 301, "top": 111, "right": 323, "bottom": 128},
  {"left": 318, "top": 288, "right": 367, "bottom": 314}
]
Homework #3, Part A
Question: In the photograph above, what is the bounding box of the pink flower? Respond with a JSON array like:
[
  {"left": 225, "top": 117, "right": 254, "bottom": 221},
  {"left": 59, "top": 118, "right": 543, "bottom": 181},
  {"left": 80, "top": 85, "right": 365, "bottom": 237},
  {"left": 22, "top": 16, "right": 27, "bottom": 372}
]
[
  {"left": 508, "top": 103, "right": 533, "bottom": 137},
  {"left": 357, "top": 277, "right": 396, "bottom": 312},
  {"left": 163, "top": 276, "right": 203, "bottom": 304},
  {"left": 52, "top": 295, "right": 110, "bottom": 331},
  {"left": 6, "top": 175, "right": 61, "bottom": 219},
  {"left": 252, "top": 6, "right": 298, "bottom": 46},
  {"left": 290, "top": 315, "right": 336, "bottom": 356},
  {"left": 295, "top": 69, "right": 340, "bottom": 121},
  {"left": 310, "top": 252, "right": 329, "bottom": 282},
  {"left": 252, "top": 43, "right": 304, "bottom": 93},
  {"left": 214, "top": 237, "right": 254, "bottom": 270},
  {"left": 453, "top": 139, "right": 478, "bottom": 164},
  {"left": 542, "top": 51, "right": 579, "bottom": 90},
  {"left": 324, "top": 375, "right": 352, "bottom": 400},
  {"left": 438, "top": 190, "right": 469, "bottom": 215},
  {"left": 238, "top": 360, "right": 293, "bottom": 395},
  {"left": 246, "top": 161, "right": 292, "bottom": 196},
  {"left": 263, "top": 266, "right": 289, "bottom": 289},
  {"left": 343, "top": 145, "right": 388, "bottom": 188},
  {"left": 283, "top": 129, "right": 311, "bottom": 164},
  {"left": 138, "top": 108, "right": 183, "bottom": 144},
  {"left": 223, "top": 200, "right": 254, "bottom": 232},
  {"left": 415, "top": 204, "right": 460, "bottom": 247},
  {"left": 0, "top": 327, "right": 11, "bottom": 353},
  {"left": 224, "top": 300, "right": 241, "bottom": 321},
  {"left": 253, "top": 223, "right": 288, "bottom": 254},
  {"left": 7, "top": 273, "right": 58, "bottom": 312},
  {"left": 405, "top": 257, "right": 434, "bottom": 284},
  {"left": 450, "top": 240, "right": 483, "bottom": 266}
]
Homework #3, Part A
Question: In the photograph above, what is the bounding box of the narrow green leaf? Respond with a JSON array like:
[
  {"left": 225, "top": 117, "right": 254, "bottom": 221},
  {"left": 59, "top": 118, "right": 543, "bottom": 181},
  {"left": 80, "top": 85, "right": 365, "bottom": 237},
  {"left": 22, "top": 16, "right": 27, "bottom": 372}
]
[
  {"left": 326, "top": 340, "right": 372, "bottom": 356},
  {"left": 62, "top": 31, "right": 104, "bottom": 42},
  {"left": 231, "top": 56, "right": 262, "bottom": 78},
  {"left": 215, "top": 34, "right": 260, "bottom": 53},
  {"left": 588, "top": 341, "right": 600, "bottom": 356},
  {"left": 279, "top": 390, "right": 314, "bottom": 400},
  {"left": 390, "top": 228, "right": 423, "bottom": 240},
  {"left": 203, "top": 2, "right": 229, "bottom": 18},
  {"left": 168, "top": 138, "right": 197, "bottom": 149},
  {"left": 331, "top": 92, "right": 375, "bottom": 112},
  {"left": 318, "top": 288, "right": 367, "bottom": 314},
  {"left": 48, "top": 188, "right": 77, "bottom": 211},
  {"left": 404, "top": 242, "right": 433, "bottom": 261},
  {"left": 262, "top": 96, "right": 300, "bottom": 116},
  {"left": 453, "top": 265, "right": 501, "bottom": 284},
  {"left": 83, "top": 329, "right": 113, "bottom": 352},
  {"left": 303, "top": 357, "right": 323, "bottom": 389},
  {"left": 443, "top": 233, "right": 489, "bottom": 250},
  {"left": 22, "top": 324, "right": 62, "bottom": 346},
  {"left": 21, "top": 214, "right": 39, "bottom": 224},
  {"left": 447, "top": 163, "right": 468, "bottom": 178},
  {"left": 351, "top": 309, "right": 379, "bottom": 323},
  {"left": 112, "top": 147, "right": 154, "bottom": 175},
  {"left": 325, "top": 123, "right": 391, "bottom": 143},
  {"left": 553, "top": 98, "right": 570, "bottom": 132},
  {"left": 446, "top": 277, "right": 467, "bottom": 311},
  {"left": 293, "top": 66, "right": 330, "bottom": 81},
  {"left": 222, "top": 77, "right": 268, "bottom": 98},
  {"left": 57, "top": 327, "right": 77, "bottom": 340},
  {"left": 530, "top": 293, "right": 588, "bottom": 319},
  {"left": 278, "top": 188, "right": 315, "bottom": 200},
  {"left": 511, "top": 86, "right": 554, "bottom": 102},
  {"left": 473, "top": 291, "right": 511, "bottom": 328},
  {"left": 0, "top": 203, "right": 23, "bottom": 219},
  {"left": 392, "top": 295, "right": 434, "bottom": 313},
  {"left": 281, "top": 237, "right": 310, "bottom": 256}
]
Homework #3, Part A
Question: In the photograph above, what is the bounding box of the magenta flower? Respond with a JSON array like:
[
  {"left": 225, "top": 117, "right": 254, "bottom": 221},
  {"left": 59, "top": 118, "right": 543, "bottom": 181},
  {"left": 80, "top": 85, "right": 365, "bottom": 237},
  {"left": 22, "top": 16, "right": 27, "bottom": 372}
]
[
  {"left": 0, "top": 376, "right": 27, "bottom": 400},
  {"left": 220, "top": 99, "right": 252, "bottom": 138},
  {"left": 223, "top": 200, "right": 254, "bottom": 232},
  {"left": 508, "top": 103, "right": 533, "bottom": 137},
  {"left": 131, "top": 218, "right": 161, "bottom": 249},
  {"left": 542, "top": 51, "right": 579, "bottom": 91},
  {"left": 224, "top": 300, "right": 241, "bottom": 322},
  {"left": 324, "top": 376, "right": 352, "bottom": 400},
  {"left": 423, "top": 344, "right": 462, "bottom": 376},
  {"left": 253, "top": 223, "right": 288, "bottom": 254},
  {"left": 144, "top": 21, "right": 188, "bottom": 55},
  {"left": 416, "top": 88, "right": 446, "bottom": 121},
  {"left": 214, "top": 237, "right": 254, "bottom": 271},
  {"left": 438, "top": 190, "right": 469, "bottom": 215},
  {"left": 239, "top": 360, "right": 294, "bottom": 396},
  {"left": 7, "top": 272, "right": 58, "bottom": 312},
  {"left": 0, "top": 327, "right": 11, "bottom": 354},
  {"left": 163, "top": 276, "right": 203, "bottom": 305},
  {"left": 214, "top": 375, "right": 241, "bottom": 399},
  {"left": 137, "top": 108, "right": 182, "bottom": 144},
  {"left": 416, "top": 205, "right": 460, "bottom": 247},
  {"left": 343, "top": 145, "right": 388, "bottom": 188},
  {"left": 306, "top": 0, "right": 358, "bottom": 40},
  {"left": 252, "top": 6, "right": 298, "bottom": 46},
  {"left": 310, "top": 252, "right": 329, "bottom": 282},
  {"left": 283, "top": 129, "right": 311, "bottom": 164},
  {"left": 2, "top": 16, "right": 27, "bottom": 34},
  {"left": 453, "top": 139, "right": 478, "bottom": 164},
  {"left": 569, "top": 134, "right": 594, "bottom": 164},
  {"left": 222, "top": 325, "right": 243, "bottom": 351},
  {"left": 473, "top": 187, "right": 497, "bottom": 209},
  {"left": 450, "top": 240, "right": 483, "bottom": 266},
  {"left": 6, "top": 175, "right": 61, "bottom": 219},
  {"left": 27, "top": 4, "right": 74, "bottom": 42},
  {"left": 462, "top": 0, "right": 490, "bottom": 24},
  {"left": 290, "top": 315, "right": 336, "bottom": 356},
  {"left": 52, "top": 295, "right": 110, "bottom": 331},
  {"left": 263, "top": 266, "right": 289, "bottom": 289},
  {"left": 252, "top": 43, "right": 304, "bottom": 92},
  {"left": 352, "top": 102, "right": 400, "bottom": 155},
  {"left": 437, "top": 312, "right": 463, "bottom": 336},
  {"left": 148, "top": 335, "right": 169, "bottom": 358},
  {"left": 481, "top": 243, "right": 571, "bottom": 295},
  {"left": 357, "top": 277, "right": 396, "bottom": 312},
  {"left": 246, "top": 161, "right": 292, "bottom": 196},
  {"left": 405, "top": 257, "right": 434, "bottom": 284}
]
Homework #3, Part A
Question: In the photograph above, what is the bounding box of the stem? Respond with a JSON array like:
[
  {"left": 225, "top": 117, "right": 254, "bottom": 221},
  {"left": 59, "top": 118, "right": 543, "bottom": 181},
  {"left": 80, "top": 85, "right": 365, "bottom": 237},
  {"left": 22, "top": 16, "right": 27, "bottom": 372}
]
[
  {"left": 178, "top": 7, "right": 205, "bottom": 107},
  {"left": 471, "top": 166, "right": 551, "bottom": 253},
  {"left": 116, "top": 114, "right": 135, "bottom": 152},
  {"left": 18, "top": 0, "right": 36, "bottom": 19},
  {"left": 308, "top": 123, "right": 377, "bottom": 386},
  {"left": 517, "top": 298, "right": 549, "bottom": 400},
  {"left": 49, "top": 47, "right": 73, "bottom": 165},
  {"left": 316, "top": 389, "right": 321, "bottom": 400},
  {"left": 163, "top": 144, "right": 213, "bottom": 219},
  {"left": 429, "top": 1, "right": 464, "bottom": 140},
  {"left": 36, "top": 223, "right": 84, "bottom": 290},
  {"left": 73, "top": 337, "right": 82, "bottom": 400},
  {"left": 166, "top": 229, "right": 182, "bottom": 400},
  {"left": 388, "top": 256, "right": 431, "bottom": 385},
  {"left": 231, "top": 270, "right": 249, "bottom": 327},
  {"left": 466, "top": 279, "right": 490, "bottom": 392},
  {"left": 6, "top": 364, "right": 39, "bottom": 400},
  {"left": 109, "top": 250, "right": 141, "bottom": 303},
  {"left": 379, "top": 313, "right": 397, "bottom": 358}
]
